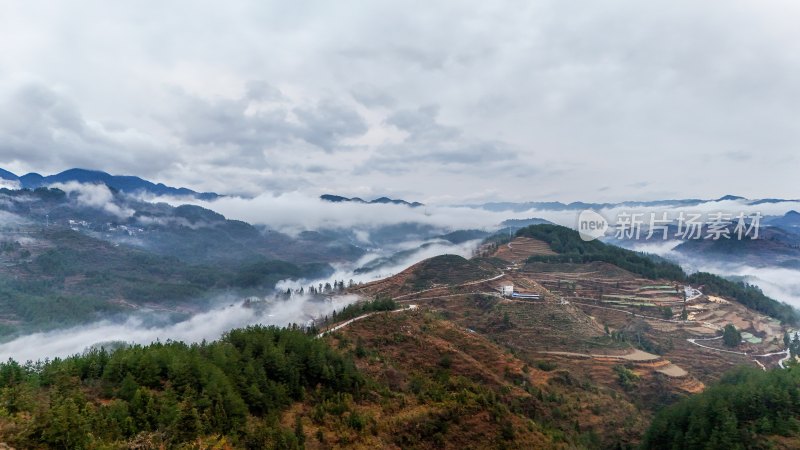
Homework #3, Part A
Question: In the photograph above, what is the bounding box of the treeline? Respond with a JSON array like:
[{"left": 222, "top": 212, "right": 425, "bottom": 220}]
[
  {"left": 517, "top": 224, "right": 799, "bottom": 325},
  {"left": 317, "top": 297, "right": 398, "bottom": 330},
  {"left": 517, "top": 225, "right": 686, "bottom": 280},
  {"left": 0, "top": 326, "right": 362, "bottom": 449},
  {"left": 283, "top": 279, "right": 357, "bottom": 297},
  {"left": 643, "top": 366, "right": 800, "bottom": 449},
  {"left": 687, "top": 272, "right": 799, "bottom": 325}
]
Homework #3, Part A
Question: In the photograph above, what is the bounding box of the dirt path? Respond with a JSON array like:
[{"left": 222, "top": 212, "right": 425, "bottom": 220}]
[
  {"left": 316, "top": 304, "right": 418, "bottom": 338},
  {"left": 686, "top": 336, "right": 748, "bottom": 355},
  {"left": 396, "top": 291, "right": 499, "bottom": 302},
  {"left": 393, "top": 272, "right": 505, "bottom": 300}
]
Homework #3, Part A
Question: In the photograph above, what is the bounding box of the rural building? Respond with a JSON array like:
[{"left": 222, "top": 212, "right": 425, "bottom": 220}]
[
  {"left": 511, "top": 292, "right": 541, "bottom": 300},
  {"left": 501, "top": 284, "right": 541, "bottom": 300}
]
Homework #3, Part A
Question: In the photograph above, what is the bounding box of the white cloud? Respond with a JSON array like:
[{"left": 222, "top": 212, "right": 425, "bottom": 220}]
[
  {"left": 276, "top": 238, "right": 483, "bottom": 291},
  {"left": 0, "top": 179, "right": 20, "bottom": 190},
  {"left": 147, "top": 191, "right": 506, "bottom": 233},
  {"left": 51, "top": 181, "right": 134, "bottom": 218}
]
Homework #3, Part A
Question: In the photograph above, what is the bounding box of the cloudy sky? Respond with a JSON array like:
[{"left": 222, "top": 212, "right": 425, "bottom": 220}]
[{"left": 0, "top": 0, "right": 798, "bottom": 203}]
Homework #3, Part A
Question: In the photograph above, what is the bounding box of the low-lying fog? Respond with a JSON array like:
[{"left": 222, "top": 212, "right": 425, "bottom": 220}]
[
  {"left": 277, "top": 237, "right": 481, "bottom": 290},
  {"left": 0, "top": 294, "right": 361, "bottom": 363},
  {"left": 0, "top": 235, "right": 482, "bottom": 363}
]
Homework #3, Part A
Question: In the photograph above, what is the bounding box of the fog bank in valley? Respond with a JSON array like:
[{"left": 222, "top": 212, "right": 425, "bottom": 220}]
[{"left": 0, "top": 294, "right": 360, "bottom": 363}]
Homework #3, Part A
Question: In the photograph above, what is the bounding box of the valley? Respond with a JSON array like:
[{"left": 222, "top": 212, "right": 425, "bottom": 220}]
[
  {"left": 2, "top": 186, "right": 800, "bottom": 448},
  {"left": 4, "top": 3, "right": 800, "bottom": 447}
]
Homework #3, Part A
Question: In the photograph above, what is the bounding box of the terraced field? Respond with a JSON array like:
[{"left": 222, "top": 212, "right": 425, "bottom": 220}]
[{"left": 518, "top": 262, "right": 687, "bottom": 323}]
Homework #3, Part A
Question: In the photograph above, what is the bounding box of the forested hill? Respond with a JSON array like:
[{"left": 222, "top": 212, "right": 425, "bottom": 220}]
[
  {"left": 0, "top": 326, "right": 362, "bottom": 448},
  {"left": 515, "top": 224, "right": 799, "bottom": 324},
  {"left": 643, "top": 366, "right": 800, "bottom": 449},
  {"left": 517, "top": 224, "right": 686, "bottom": 280}
]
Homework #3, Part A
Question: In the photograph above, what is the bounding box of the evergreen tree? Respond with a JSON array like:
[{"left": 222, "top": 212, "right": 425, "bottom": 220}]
[{"left": 722, "top": 324, "right": 741, "bottom": 348}]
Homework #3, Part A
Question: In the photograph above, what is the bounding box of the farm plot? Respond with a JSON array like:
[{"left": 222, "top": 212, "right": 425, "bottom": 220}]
[
  {"left": 492, "top": 237, "right": 557, "bottom": 263},
  {"left": 520, "top": 262, "right": 684, "bottom": 319}
]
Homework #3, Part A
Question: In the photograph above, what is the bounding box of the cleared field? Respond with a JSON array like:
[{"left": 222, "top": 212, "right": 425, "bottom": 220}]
[
  {"left": 539, "top": 349, "right": 660, "bottom": 362},
  {"left": 657, "top": 364, "right": 688, "bottom": 377},
  {"left": 492, "top": 237, "right": 556, "bottom": 263}
]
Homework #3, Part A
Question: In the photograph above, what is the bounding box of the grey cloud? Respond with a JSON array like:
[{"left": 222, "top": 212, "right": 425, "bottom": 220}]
[
  {"left": 339, "top": 45, "right": 447, "bottom": 71},
  {"left": 244, "top": 80, "right": 285, "bottom": 102},
  {"left": 349, "top": 83, "right": 396, "bottom": 108},
  {"left": 0, "top": 83, "right": 172, "bottom": 175},
  {"left": 171, "top": 88, "right": 290, "bottom": 151},
  {"left": 360, "top": 104, "right": 520, "bottom": 175},
  {"left": 385, "top": 105, "right": 459, "bottom": 141},
  {"left": 171, "top": 85, "right": 368, "bottom": 157},
  {"left": 293, "top": 99, "right": 369, "bottom": 151}
]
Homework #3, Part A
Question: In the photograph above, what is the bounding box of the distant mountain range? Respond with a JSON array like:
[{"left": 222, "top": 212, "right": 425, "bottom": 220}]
[
  {"left": 766, "top": 210, "right": 800, "bottom": 230},
  {"left": 471, "top": 195, "right": 800, "bottom": 212},
  {"left": 0, "top": 168, "right": 220, "bottom": 200},
  {"left": 320, "top": 194, "right": 423, "bottom": 207}
]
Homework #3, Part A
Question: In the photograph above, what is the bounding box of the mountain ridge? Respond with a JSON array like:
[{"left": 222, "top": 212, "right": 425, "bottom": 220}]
[
  {"left": 0, "top": 167, "right": 220, "bottom": 200},
  {"left": 470, "top": 195, "right": 800, "bottom": 212},
  {"left": 320, "top": 193, "right": 423, "bottom": 207}
]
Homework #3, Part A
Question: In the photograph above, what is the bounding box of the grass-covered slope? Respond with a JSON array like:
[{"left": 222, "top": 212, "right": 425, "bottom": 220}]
[
  {"left": 327, "top": 304, "right": 647, "bottom": 448},
  {"left": 404, "top": 254, "right": 497, "bottom": 291}
]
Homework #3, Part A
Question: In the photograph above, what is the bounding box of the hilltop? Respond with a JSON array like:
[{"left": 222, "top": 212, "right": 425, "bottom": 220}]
[{"left": 338, "top": 224, "right": 800, "bottom": 445}]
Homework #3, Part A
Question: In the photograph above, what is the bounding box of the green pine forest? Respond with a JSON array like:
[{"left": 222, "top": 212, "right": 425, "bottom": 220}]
[
  {"left": 643, "top": 365, "right": 800, "bottom": 449},
  {"left": 0, "top": 326, "right": 361, "bottom": 449}
]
